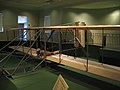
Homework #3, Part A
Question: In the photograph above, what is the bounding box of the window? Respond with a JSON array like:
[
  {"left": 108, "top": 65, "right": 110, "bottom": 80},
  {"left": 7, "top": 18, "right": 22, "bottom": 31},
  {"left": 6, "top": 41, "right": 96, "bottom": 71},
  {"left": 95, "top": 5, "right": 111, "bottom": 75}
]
[
  {"left": 0, "top": 13, "right": 3, "bottom": 32},
  {"left": 44, "top": 16, "right": 51, "bottom": 37}
]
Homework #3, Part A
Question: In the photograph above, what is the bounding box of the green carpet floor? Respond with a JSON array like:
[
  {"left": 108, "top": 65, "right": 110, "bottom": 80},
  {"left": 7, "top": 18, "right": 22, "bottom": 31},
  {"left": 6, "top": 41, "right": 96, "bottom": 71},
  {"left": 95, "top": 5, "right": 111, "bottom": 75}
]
[
  {"left": 11, "top": 68, "right": 100, "bottom": 90},
  {"left": 0, "top": 53, "right": 120, "bottom": 90},
  {"left": 0, "top": 54, "right": 33, "bottom": 69}
]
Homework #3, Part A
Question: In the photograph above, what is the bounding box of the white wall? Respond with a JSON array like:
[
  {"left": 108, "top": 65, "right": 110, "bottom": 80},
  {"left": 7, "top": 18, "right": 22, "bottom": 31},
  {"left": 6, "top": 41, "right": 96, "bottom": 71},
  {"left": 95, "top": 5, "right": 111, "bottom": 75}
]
[
  {"left": 0, "top": 8, "right": 39, "bottom": 41},
  {"left": 39, "top": 7, "right": 120, "bottom": 47}
]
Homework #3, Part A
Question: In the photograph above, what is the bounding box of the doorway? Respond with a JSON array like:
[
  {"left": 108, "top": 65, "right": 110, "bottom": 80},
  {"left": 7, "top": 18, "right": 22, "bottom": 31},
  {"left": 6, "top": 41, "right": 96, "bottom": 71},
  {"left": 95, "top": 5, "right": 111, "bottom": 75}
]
[{"left": 18, "top": 16, "right": 28, "bottom": 41}]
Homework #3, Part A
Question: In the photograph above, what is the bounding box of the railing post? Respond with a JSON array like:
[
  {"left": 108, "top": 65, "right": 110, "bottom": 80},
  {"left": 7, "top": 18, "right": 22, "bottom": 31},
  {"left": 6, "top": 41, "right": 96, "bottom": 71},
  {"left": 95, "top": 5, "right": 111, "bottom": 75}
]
[
  {"left": 101, "top": 29, "right": 105, "bottom": 64},
  {"left": 59, "top": 29, "right": 62, "bottom": 63},
  {"left": 80, "top": 22, "right": 88, "bottom": 71}
]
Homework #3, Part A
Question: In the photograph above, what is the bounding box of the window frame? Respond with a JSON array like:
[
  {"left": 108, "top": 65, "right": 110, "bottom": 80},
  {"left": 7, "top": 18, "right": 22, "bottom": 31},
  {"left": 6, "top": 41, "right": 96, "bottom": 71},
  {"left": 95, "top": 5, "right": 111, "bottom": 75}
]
[{"left": 0, "top": 13, "right": 3, "bottom": 32}]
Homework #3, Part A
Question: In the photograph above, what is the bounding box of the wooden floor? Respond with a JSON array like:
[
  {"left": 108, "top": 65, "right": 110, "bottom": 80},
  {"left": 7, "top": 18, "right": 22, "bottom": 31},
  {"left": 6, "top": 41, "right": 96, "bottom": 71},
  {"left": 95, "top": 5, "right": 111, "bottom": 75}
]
[{"left": 9, "top": 46, "right": 120, "bottom": 81}]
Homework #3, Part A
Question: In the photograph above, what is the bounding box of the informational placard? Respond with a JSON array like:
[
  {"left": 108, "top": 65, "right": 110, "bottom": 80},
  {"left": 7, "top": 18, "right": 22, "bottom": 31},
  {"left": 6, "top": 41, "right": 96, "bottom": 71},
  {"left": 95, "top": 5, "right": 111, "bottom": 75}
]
[{"left": 53, "top": 74, "right": 69, "bottom": 90}]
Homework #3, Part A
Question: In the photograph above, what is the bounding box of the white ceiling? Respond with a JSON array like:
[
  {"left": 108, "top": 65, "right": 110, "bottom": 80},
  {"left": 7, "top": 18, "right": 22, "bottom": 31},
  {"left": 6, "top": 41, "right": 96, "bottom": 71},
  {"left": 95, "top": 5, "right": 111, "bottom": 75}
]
[{"left": 0, "top": 0, "right": 120, "bottom": 10}]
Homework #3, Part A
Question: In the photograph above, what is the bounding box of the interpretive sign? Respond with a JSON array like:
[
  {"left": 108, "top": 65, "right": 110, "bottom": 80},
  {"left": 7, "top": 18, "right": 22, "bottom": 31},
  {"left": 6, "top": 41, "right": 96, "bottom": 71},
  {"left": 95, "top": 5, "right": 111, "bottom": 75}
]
[{"left": 53, "top": 74, "right": 69, "bottom": 90}]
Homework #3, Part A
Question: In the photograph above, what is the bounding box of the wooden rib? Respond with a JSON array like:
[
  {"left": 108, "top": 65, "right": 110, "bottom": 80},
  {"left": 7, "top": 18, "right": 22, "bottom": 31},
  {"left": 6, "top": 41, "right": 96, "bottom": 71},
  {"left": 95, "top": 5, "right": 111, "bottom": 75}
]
[
  {"left": 9, "top": 46, "right": 120, "bottom": 81},
  {"left": 11, "top": 25, "right": 120, "bottom": 30},
  {"left": 9, "top": 46, "right": 37, "bottom": 56}
]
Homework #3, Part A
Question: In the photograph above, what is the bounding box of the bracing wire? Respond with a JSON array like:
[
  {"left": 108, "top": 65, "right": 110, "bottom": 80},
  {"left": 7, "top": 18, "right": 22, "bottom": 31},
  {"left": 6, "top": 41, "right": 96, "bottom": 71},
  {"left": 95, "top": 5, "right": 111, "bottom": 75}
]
[
  {"left": 11, "top": 30, "right": 42, "bottom": 75},
  {"left": 1, "top": 21, "right": 81, "bottom": 75},
  {"left": 0, "top": 31, "right": 28, "bottom": 63},
  {"left": 0, "top": 41, "right": 22, "bottom": 63},
  {"left": 33, "top": 58, "right": 45, "bottom": 71},
  {"left": 0, "top": 30, "right": 40, "bottom": 69},
  {"left": 61, "top": 47, "right": 79, "bottom": 53},
  {"left": 75, "top": 37, "right": 89, "bottom": 56},
  {"left": 46, "top": 30, "right": 55, "bottom": 42},
  {"left": 33, "top": 29, "right": 48, "bottom": 71},
  {"left": 0, "top": 53, "right": 11, "bottom": 68},
  {"left": 0, "top": 30, "right": 26, "bottom": 52}
]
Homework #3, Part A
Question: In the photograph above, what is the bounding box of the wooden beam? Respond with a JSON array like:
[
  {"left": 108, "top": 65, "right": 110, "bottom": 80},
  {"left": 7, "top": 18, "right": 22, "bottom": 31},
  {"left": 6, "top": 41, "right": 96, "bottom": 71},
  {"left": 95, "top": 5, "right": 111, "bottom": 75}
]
[
  {"left": 74, "top": 22, "right": 80, "bottom": 48},
  {"left": 11, "top": 25, "right": 120, "bottom": 30}
]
